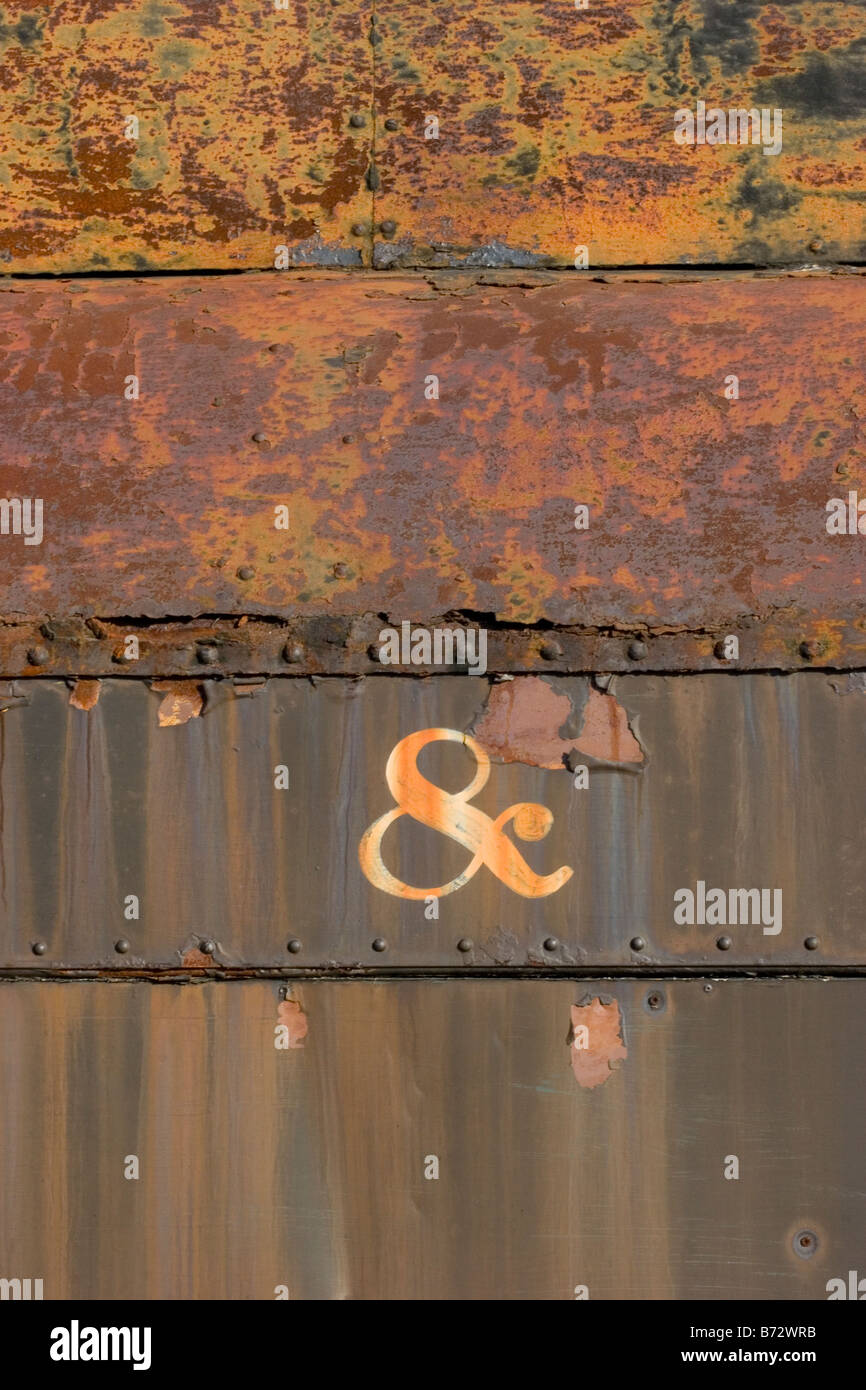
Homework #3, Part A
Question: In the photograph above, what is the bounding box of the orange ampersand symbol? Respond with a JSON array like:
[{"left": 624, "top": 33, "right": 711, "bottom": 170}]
[{"left": 358, "top": 728, "right": 573, "bottom": 899}]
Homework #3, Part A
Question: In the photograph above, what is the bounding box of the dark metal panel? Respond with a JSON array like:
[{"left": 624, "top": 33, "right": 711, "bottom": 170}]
[
  {"left": 0, "top": 977, "right": 861, "bottom": 1299},
  {"left": 0, "top": 1, "right": 373, "bottom": 272},
  {"left": 373, "top": 0, "right": 866, "bottom": 268},
  {"left": 1, "top": 273, "right": 866, "bottom": 658},
  {"left": 0, "top": 673, "right": 863, "bottom": 969}
]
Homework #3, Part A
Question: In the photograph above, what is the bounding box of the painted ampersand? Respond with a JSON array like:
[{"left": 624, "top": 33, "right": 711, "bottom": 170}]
[{"left": 359, "top": 728, "right": 572, "bottom": 899}]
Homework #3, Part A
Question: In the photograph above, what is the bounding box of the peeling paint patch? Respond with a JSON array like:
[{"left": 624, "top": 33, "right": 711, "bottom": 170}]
[
  {"left": 471, "top": 676, "right": 643, "bottom": 768},
  {"left": 68, "top": 679, "right": 101, "bottom": 711},
  {"left": 0, "top": 680, "right": 28, "bottom": 712},
  {"left": 152, "top": 680, "right": 203, "bottom": 726},
  {"left": 181, "top": 946, "right": 214, "bottom": 968},
  {"left": 830, "top": 673, "right": 866, "bottom": 696},
  {"left": 569, "top": 998, "right": 627, "bottom": 1090},
  {"left": 277, "top": 998, "right": 308, "bottom": 1049}
]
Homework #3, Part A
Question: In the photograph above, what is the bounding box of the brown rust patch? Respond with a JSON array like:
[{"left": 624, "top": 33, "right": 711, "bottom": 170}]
[
  {"left": 277, "top": 998, "right": 308, "bottom": 1050},
  {"left": 152, "top": 680, "right": 203, "bottom": 726},
  {"left": 569, "top": 999, "right": 627, "bottom": 1090},
  {"left": 68, "top": 679, "right": 101, "bottom": 711},
  {"left": 471, "top": 677, "right": 643, "bottom": 767}
]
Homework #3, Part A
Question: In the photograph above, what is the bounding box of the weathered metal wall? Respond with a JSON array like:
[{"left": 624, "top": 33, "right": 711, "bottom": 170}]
[
  {"left": 0, "top": 978, "right": 859, "bottom": 1300},
  {"left": 0, "top": 673, "right": 862, "bottom": 970},
  {"left": 2, "top": 1, "right": 866, "bottom": 271},
  {"left": 1, "top": 272, "right": 865, "bottom": 666}
]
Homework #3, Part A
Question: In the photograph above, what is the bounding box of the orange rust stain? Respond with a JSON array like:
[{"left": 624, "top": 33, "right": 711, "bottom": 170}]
[
  {"left": 152, "top": 681, "right": 203, "bottom": 726},
  {"left": 471, "top": 677, "right": 643, "bottom": 768},
  {"left": 181, "top": 947, "right": 214, "bottom": 968},
  {"left": 569, "top": 999, "right": 627, "bottom": 1090},
  {"left": 69, "top": 679, "right": 101, "bottom": 711},
  {"left": 277, "top": 998, "right": 308, "bottom": 1050}
]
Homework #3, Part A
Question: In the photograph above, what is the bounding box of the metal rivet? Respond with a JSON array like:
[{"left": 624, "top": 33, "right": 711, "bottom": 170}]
[
  {"left": 794, "top": 1229, "right": 818, "bottom": 1259},
  {"left": 630, "top": 936, "right": 645, "bottom": 952},
  {"left": 539, "top": 639, "right": 562, "bottom": 661},
  {"left": 713, "top": 639, "right": 730, "bottom": 660},
  {"left": 211, "top": 396, "right": 223, "bottom": 406},
  {"left": 350, "top": 224, "right": 367, "bottom": 237},
  {"left": 251, "top": 431, "right": 269, "bottom": 443},
  {"left": 379, "top": 219, "right": 397, "bottom": 237},
  {"left": 27, "top": 646, "right": 50, "bottom": 666},
  {"left": 384, "top": 117, "right": 399, "bottom": 130},
  {"left": 115, "top": 939, "right": 130, "bottom": 954},
  {"left": 716, "top": 935, "right": 732, "bottom": 951},
  {"left": 31, "top": 941, "right": 47, "bottom": 956},
  {"left": 543, "top": 936, "right": 559, "bottom": 952},
  {"left": 799, "top": 640, "right": 819, "bottom": 661},
  {"left": 197, "top": 644, "right": 219, "bottom": 665},
  {"left": 457, "top": 938, "right": 473, "bottom": 953},
  {"left": 200, "top": 939, "right": 216, "bottom": 955},
  {"left": 367, "top": 644, "right": 381, "bottom": 662},
  {"left": 333, "top": 562, "right": 349, "bottom": 578},
  {"left": 237, "top": 566, "right": 255, "bottom": 580},
  {"left": 349, "top": 113, "right": 366, "bottom": 128},
  {"left": 627, "top": 640, "right": 647, "bottom": 661},
  {"left": 287, "top": 939, "right": 302, "bottom": 954},
  {"left": 342, "top": 433, "right": 356, "bottom": 444},
  {"left": 804, "top": 935, "right": 820, "bottom": 951},
  {"left": 646, "top": 990, "right": 665, "bottom": 1011},
  {"left": 283, "top": 642, "right": 304, "bottom": 664},
  {"left": 809, "top": 239, "right": 824, "bottom": 253},
  {"left": 371, "top": 937, "right": 387, "bottom": 952}
]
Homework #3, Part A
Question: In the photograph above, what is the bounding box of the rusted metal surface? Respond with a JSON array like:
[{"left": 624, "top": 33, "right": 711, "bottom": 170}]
[
  {"left": 0, "top": 0, "right": 373, "bottom": 272},
  {"left": 0, "top": 977, "right": 861, "bottom": 1298},
  {"left": 0, "top": 673, "right": 863, "bottom": 971},
  {"left": 2, "top": 272, "right": 866, "bottom": 664},
  {"left": 3, "top": 3, "right": 866, "bottom": 272},
  {"left": 373, "top": 0, "right": 866, "bottom": 268}
]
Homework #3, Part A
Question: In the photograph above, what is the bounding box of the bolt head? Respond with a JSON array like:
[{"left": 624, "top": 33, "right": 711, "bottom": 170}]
[
  {"left": 804, "top": 935, "right": 820, "bottom": 951},
  {"left": 287, "top": 939, "right": 302, "bottom": 954},
  {"left": 539, "top": 639, "right": 563, "bottom": 660},
  {"left": 630, "top": 936, "right": 646, "bottom": 952},
  {"left": 197, "top": 644, "right": 219, "bottom": 665},
  {"left": 115, "top": 939, "right": 130, "bottom": 954},
  {"left": 200, "top": 939, "right": 216, "bottom": 956},
  {"left": 716, "top": 935, "right": 733, "bottom": 951},
  {"left": 543, "top": 936, "right": 559, "bottom": 952},
  {"left": 627, "top": 640, "right": 647, "bottom": 661},
  {"left": 27, "top": 646, "right": 50, "bottom": 666},
  {"left": 371, "top": 937, "right": 387, "bottom": 952},
  {"left": 237, "top": 566, "right": 255, "bottom": 581},
  {"left": 31, "top": 941, "right": 47, "bottom": 956},
  {"left": 457, "top": 938, "right": 473, "bottom": 953}
]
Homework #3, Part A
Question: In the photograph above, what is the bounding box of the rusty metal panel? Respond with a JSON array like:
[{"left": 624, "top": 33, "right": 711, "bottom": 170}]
[
  {"left": 373, "top": 0, "right": 866, "bottom": 268},
  {"left": 0, "top": 0, "right": 373, "bottom": 273},
  {"left": 2, "top": 273, "right": 866, "bottom": 667},
  {"left": 0, "top": 977, "right": 862, "bottom": 1299},
  {"left": 1, "top": 672, "right": 863, "bottom": 971}
]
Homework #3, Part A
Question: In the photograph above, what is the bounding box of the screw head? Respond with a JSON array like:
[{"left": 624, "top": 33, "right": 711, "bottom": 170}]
[
  {"left": 799, "top": 640, "right": 819, "bottom": 661},
  {"left": 371, "top": 937, "right": 387, "bottom": 952},
  {"left": 457, "top": 938, "right": 473, "bottom": 953},
  {"left": 27, "top": 646, "right": 50, "bottom": 666},
  {"left": 200, "top": 939, "right": 216, "bottom": 956},
  {"left": 804, "top": 935, "right": 820, "bottom": 951},
  {"left": 197, "top": 644, "right": 219, "bottom": 665},
  {"left": 543, "top": 936, "right": 559, "bottom": 952},
  {"left": 31, "top": 941, "right": 47, "bottom": 956},
  {"left": 283, "top": 642, "right": 304, "bottom": 664},
  {"left": 794, "top": 1229, "right": 818, "bottom": 1259},
  {"left": 630, "top": 936, "right": 646, "bottom": 952},
  {"left": 627, "top": 640, "right": 647, "bottom": 661},
  {"left": 539, "top": 639, "right": 563, "bottom": 661},
  {"left": 384, "top": 117, "right": 399, "bottom": 131},
  {"left": 236, "top": 566, "right": 255, "bottom": 581},
  {"left": 349, "top": 113, "right": 366, "bottom": 128},
  {"left": 287, "top": 939, "right": 302, "bottom": 954},
  {"left": 716, "top": 935, "right": 733, "bottom": 951},
  {"left": 115, "top": 939, "right": 130, "bottom": 954}
]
